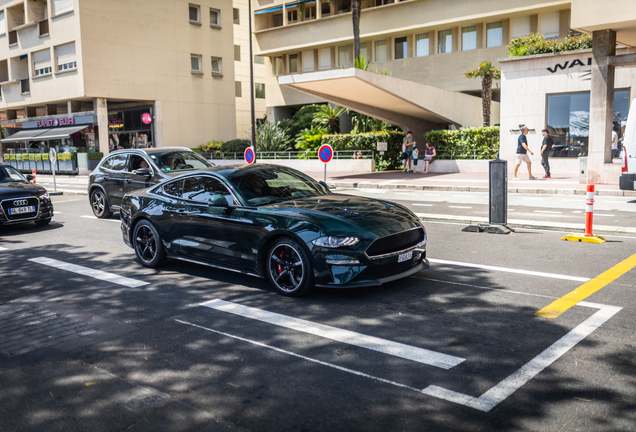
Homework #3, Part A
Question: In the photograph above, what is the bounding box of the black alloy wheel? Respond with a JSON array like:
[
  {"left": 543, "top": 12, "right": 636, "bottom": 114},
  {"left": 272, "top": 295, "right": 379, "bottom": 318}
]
[
  {"left": 90, "top": 189, "right": 112, "bottom": 218},
  {"left": 267, "top": 237, "right": 315, "bottom": 297},
  {"left": 133, "top": 220, "right": 166, "bottom": 268}
]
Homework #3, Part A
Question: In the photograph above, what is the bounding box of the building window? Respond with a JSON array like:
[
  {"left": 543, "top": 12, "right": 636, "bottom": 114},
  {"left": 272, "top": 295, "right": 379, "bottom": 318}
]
[
  {"left": 55, "top": 42, "right": 76, "bottom": 72},
  {"left": 234, "top": 45, "right": 241, "bottom": 61},
  {"left": 33, "top": 49, "right": 52, "bottom": 76},
  {"left": 319, "top": 48, "right": 331, "bottom": 69},
  {"left": 233, "top": 8, "right": 240, "bottom": 24},
  {"left": 461, "top": 25, "right": 477, "bottom": 51},
  {"left": 321, "top": 1, "right": 330, "bottom": 17},
  {"left": 540, "top": 12, "right": 560, "bottom": 40},
  {"left": 486, "top": 22, "right": 502, "bottom": 48},
  {"left": 289, "top": 53, "right": 299, "bottom": 73},
  {"left": 0, "top": 11, "right": 5, "bottom": 36},
  {"left": 210, "top": 8, "right": 220, "bottom": 26},
  {"left": 273, "top": 13, "right": 283, "bottom": 27},
  {"left": 304, "top": 5, "right": 316, "bottom": 20},
  {"left": 303, "top": 50, "right": 314, "bottom": 71},
  {"left": 337, "top": 45, "right": 349, "bottom": 67},
  {"left": 415, "top": 33, "right": 429, "bottom": 57},
  {"left": 254, "top": 55, "right": 265, "bottom": 64},
  {"left": 235, "top": 81, "right": 242, "bottom": 97},
  {"left": 374, "top": 39, "right": 387, "bottom": 62},
  {"left": 511, "top": 16, "right": 530, "bottom": 39},
  {"left": 338, "top": 0, "right": 351, "bottom": 13},
  {"left": 438, "top": 29, "right": 452, "bottom": 54},
  {"left": 359, "top": 42, "right": 367, "bottom": 62},
  {"left": 191, "top": 54, "right": 202, "bottom": 72},
  {"left": 288, "top": 9, "right": 298, "bottom": 23},
  {"left": 255, "top": 83, "right": 265, "bottom": 99},
  {"left": 211, "top": 57, "right": 222, "bottom": 74},
  {"left": 274, "top": 56, "right": 284, "bottom": 75},
  {"left": 52, "top": 0, "right": 73, "bottom": 16},
  {"left": 394, "top": 36, "right": 407, "bottom": 60},
  {"left": 189, "top": 4, "right": 201, "bottom": 23}
]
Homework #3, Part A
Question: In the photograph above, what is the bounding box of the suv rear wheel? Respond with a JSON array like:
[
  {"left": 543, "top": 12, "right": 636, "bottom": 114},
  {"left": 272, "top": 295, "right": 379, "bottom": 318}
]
[{"left": 90, "top": 189, "right": 112, "bottom": 218}]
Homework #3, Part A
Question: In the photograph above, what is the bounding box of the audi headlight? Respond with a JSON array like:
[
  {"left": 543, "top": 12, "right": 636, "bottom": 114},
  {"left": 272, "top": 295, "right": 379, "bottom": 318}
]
[
  {"left": 38, "top": 193, "right": 50, "bottom": 200},
  {"left": 312, "top": 236, "right": 359, "bottom": 248}
]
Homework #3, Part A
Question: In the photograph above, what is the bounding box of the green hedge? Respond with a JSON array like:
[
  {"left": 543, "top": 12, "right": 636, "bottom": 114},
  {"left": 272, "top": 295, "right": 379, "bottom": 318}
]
[
  {"left": 321, "top": 131, "right": 405, "bottom": 171},
  {"left": 57, "top": 152, "right": 76, "bottom": 161},
  {"left": 87, "top": 152, "right": 104, "bottom": 160},
  {"left": 508, "top": 33, "right": 592, "bottom": 57},
  {"left": 424, "top": 127, "right": 500, "bottom": 160},
  {"left": 221, "top": 138, "right": 251, "bottom": 154}
]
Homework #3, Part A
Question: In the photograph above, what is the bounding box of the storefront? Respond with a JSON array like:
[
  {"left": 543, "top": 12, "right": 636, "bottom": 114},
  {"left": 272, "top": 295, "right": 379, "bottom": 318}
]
[{"left": 107, "top": 106, "right": 154, "bottom": 151}]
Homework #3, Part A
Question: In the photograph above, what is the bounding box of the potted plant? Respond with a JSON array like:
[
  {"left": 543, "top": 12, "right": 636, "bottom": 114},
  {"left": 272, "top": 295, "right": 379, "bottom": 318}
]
[{"left": 87, "top": 152, "right": 103, "bottom": 170}]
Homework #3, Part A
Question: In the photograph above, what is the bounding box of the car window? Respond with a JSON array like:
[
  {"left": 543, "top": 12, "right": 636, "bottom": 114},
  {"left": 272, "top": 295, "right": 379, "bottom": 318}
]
[
  {"left": 183, "top": 176, "right": 234, "bottom": 205},
  {"left": 163, "top": 179, "right": 184, "bottom": 198},
  {"left": 129, "top": 155, "right": 151, "bottom": 173},
  {"left": 101, "top": 154, "right": 128, "bottom": 171},
  {"left": 0, "top": 165, "right": 27, "bottom": 183},
  {"left": 148, "top": 151, "right": 214, "bottom": 173}
]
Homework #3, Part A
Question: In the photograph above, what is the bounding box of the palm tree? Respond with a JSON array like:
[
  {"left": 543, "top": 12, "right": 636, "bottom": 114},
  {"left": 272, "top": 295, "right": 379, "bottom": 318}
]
[
  {"left": 352, "top": 0, "right": 362, "bottom": 62},
  {"left": 464, "top": 61, "right": 502, "bottom": 127},
  {"left": 313, "top": 104, "right": 347, "bottom": 134}
]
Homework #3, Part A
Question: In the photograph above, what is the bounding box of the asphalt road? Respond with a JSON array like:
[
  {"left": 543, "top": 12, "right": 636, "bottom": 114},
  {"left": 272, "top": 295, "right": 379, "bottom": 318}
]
[{"left": 1, "top": 198, "right": 636, "bottom": 431}]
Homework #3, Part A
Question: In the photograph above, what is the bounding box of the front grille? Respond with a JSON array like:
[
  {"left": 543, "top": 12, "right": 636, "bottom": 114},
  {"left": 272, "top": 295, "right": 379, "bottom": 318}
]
[
  {"left": 1, "top": 197, "right": 40, "bottom": 221},
  {"left": 366, "top": 227, "right": 424, "bottom": 257},
  {"left": 358, "top": 259, "right": 417, "bottom": 280}
]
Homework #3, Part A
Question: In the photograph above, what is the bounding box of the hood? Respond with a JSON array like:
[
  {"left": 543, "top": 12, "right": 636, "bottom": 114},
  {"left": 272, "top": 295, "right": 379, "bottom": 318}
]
[
  {"left": 267, "top": 194, "right": 421, "bottom": 237},
  {"left": 0, "top": 181, "right": 46, "bottom": 199}
]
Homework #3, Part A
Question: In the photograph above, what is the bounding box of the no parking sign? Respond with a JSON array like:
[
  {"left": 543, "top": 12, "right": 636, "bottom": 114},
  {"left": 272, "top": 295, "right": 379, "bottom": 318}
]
[
  {"left": 244, "top": 147, "right": 256, "bottom": 164},
  {"left": 318, "top": 144, "right": 333, "bottom": 163}
]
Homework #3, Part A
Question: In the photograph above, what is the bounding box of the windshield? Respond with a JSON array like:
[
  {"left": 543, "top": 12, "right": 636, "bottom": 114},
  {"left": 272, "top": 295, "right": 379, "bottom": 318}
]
[
  {"left": 148, "top": 151, "right": 215, "bottom": 173},
  {"left": 0, "top": 165, "right": 28, "bottom": 183},
  {"left": 227, "top": 166, "right": 330, "bottom": 205}
]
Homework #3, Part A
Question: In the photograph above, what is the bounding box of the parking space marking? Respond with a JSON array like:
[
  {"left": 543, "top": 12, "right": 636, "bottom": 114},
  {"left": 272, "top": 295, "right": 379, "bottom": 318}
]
[
  {"left": 534, "top": 210, "right": 562, "bottom": 214},
  {"left": 28, "top": 257, "right": 149, "bottom": 288},
  {"left": 413, "top": 203, "right": 433, "bottom": 207},
  {"left": 429, "top": 259, "right": 590, "bottom": 283},
  {"left": 200, "top": 299, "right": 465, "bottom": 369},
  {"left": 423, "top": 304, "right": 621, "bottom": 412},
  {"left": 536, "top": 252, "right": 636, "bottom": 319},
  {"left": 449, "top": 206, "right": 472, "bottom": 209},
  {"left": 81, "top": 215, "right": 120, "bottom": 223}
]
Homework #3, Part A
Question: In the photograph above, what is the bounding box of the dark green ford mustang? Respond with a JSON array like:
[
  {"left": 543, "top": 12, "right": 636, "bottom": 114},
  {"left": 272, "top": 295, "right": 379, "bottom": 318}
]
[{"left": 120, "top": 164, "right": 429, "bottom": 296}]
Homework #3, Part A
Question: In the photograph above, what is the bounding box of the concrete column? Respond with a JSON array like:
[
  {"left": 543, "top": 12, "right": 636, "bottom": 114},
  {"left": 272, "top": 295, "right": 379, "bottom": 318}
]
[
  {"left": 282, "top": 5, "right": 288, "bottom": 26},
  {"left": 316, "top": 0, "right": 321, "bottom": 19},
  {"left": 153, "top": 101, "right": 163, "bottom": 148},
  {"left": 25, "top": 106, "right": 36, "bottom": 118},
  {"left": 587, "top": 29, "right": 616, "bottom": 184},
  {"left": 45, "top": 104, "right": 57, "bottom": 115},
  {"left": 94, "top": 98, "right": 109, "bottom": 155}
]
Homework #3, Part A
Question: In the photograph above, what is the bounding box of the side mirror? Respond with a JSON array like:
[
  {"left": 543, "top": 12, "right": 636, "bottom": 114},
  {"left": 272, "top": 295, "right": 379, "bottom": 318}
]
[
  {"left": 26, "top": 174, "right": 34, "bottom": 181},
  {"left": 135, "top": 167, "right": 151, "bottom": 177},
  {"left": 209, "top": 194, "right": 229, "bottom": 207}
]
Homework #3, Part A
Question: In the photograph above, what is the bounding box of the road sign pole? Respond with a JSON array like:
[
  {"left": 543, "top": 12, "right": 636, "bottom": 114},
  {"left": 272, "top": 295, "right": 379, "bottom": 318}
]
[
  {"left": 324, "top": 163, "right": 326, "bottom": 184},
  {"left": 49, "top": 148, "right": 57, "bottom": 194}
]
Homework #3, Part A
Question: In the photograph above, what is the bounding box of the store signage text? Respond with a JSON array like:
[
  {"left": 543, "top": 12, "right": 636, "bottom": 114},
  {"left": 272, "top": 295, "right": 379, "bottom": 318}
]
[
  {"left": 36, "top": 117, "right": 75, "bottom": 128},
  {"left": 109, "top": 119, "right": 123, "bottom": 129},
  {"left": 546, "top": 57, "right": 592, "bottom": 73}
]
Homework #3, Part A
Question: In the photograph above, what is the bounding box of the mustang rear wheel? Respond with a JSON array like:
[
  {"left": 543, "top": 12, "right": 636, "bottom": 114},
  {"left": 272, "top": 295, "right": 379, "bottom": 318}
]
[
  {"left": 90, "top": 189, "right": 112, "bottom": 218},
  {"left": 267, "top": 237, "right": 315, "bottom": 297},
  {"left": 133, "top": 220, "right": 166, "bottom": 268}
]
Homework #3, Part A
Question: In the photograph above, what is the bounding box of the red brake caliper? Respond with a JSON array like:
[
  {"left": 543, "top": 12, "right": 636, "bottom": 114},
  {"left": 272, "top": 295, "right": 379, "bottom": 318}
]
[{"left": 277, "top": 250, "right": 285, "bottom": 274}]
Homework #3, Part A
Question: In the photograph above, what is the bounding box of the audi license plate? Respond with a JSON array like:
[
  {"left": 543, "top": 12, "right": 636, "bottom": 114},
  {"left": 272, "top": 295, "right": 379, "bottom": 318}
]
[
  {"left": 397, "top": 251, "right": 413, "bottom": 263},
  {"left": 8, "top": 206, "right": 35, "bottom": 215}
]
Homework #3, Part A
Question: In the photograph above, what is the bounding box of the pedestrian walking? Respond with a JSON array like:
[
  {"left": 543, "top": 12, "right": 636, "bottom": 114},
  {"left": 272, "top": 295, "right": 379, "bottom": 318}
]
[
  {"left": 402, "top": 131, "right": 415, "bottom": 173},
  {"left": 513, "top": 126, "right": 536, "bottom": 180},
  {"left": 540, "top": 129, "right": 553, "bottom": 178},
  {"left": 422, "top": 142, "right": 436, "bottom": 174}
]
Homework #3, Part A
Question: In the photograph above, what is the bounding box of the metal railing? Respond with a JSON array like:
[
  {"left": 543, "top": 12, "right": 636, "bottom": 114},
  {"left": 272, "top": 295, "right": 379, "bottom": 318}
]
[
  {"left": 435, "top": 148, "right": 499, "bottom": 160},
  {"left": 202, "top": 149, "right": 375, "bottom": 160}
]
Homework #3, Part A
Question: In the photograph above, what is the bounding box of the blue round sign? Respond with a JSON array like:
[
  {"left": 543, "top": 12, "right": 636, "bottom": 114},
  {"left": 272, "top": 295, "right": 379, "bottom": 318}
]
[
  {"left": 244, "top": 147, "right": 255, "bottom": 164},
  {"left": 318, "top": 144, "right": 333, "bottom": 163}
]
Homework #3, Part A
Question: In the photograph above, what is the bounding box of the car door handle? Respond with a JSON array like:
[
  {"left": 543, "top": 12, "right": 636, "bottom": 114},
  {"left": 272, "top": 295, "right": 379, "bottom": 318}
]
[
  {"left": 124, "top": 178, "right": 132, "bottom": 184},
  {"left": 102, "top": 176, "right": 110, "bottom": 180},
  {"left": 175, "top": 209, "right": 187, "bottom": 215}
]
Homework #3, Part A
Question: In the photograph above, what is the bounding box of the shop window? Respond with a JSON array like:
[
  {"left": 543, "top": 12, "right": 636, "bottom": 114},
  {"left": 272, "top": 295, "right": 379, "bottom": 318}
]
[
  {"left": 319, "top": 48, "right": 331, "bottom": 69},
  {"left": 273, "top": 13, "right": 283, "bottom": 27},
  {"left": 233, "top": 8, "right": 240, "bottom": 24},
  {"left": 511, "top": 16, "right": 530, "bottom": 39},
  {"left": 359, "top": 42, "right": 367, "bottom": 62},
  {"left": 486, "top": 22, "right": 502, "bottom": 48},
  {"left": 52, "top": 0, "right": 73, "bottom": 16},
  {"left": 461, "top": 26, "right": 477, "bottom": 51},
  {"left": 274, "top": 56, "right": 284, "bottom": 75},
  {"left": 254, "top": 55, "right": 265, "bottom": 64},
  {"left": 33, "top": 49, "right": 52, "bottom": 77},
  {"left": 234, "top": 45, "right": 241, "bottom": 61},
  {"left": 394, "top": 36, "right": 407, "bottom": 60},
  {"left": 540, "top": 12, "right": 560, "bottom": 40},
  {"left": 255, "top": 83, "right": 265, "bottom": 99},
  {"left": 210, "top": 8, "right": 220, "bottom": 26},
  {"left": 374, "top": 39, "right": 386, "bottom": 62},
  {"left": 303, "top": 50, "right": 314, "bottom": 71},
  {"left": 55, "top": 42, "right": 76, "bottom": 72},
  {"left": 191, "top": 54, "right": 202, "bottom": 72},
  {"left": 337, "top": 45, "right": 349, "bottom": 67},
  {"left": 415, "top": 33, "right": 429, "bottom": 57},
  {"left": 289, "top": 53, "right": 299, "bottom": 73},
  {"left": 189, "top": 4, "right": 200, "bottom": 23},
  {"left": 438, "top": 29, "right": 452, "bottom": 54},
  {"left": 211, "top": 57, "right": 222, "bottom": 75},
  {"left": 235, "top": 81, "right": 242, "bottom": 97}
]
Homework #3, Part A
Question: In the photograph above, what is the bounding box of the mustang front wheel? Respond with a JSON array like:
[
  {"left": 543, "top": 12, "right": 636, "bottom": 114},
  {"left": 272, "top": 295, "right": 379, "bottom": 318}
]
[
  {"left": 267, "top": 237, "right": 315, "bottom": 297},
  {"left": 133, "top": 220, "right": 166, "bottom": 268}
]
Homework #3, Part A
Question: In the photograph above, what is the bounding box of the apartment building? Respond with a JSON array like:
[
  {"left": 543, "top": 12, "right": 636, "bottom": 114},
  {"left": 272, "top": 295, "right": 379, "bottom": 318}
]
[{"left": 0, "top": 0, "right": 240, "bottom": 155}]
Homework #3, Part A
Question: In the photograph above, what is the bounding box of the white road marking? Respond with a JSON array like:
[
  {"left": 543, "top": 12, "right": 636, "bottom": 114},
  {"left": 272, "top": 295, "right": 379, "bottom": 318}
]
[
  {"left": 175, "top": 319, "right": 422, "bottom": 392},
  {"left": 28, "top": 257, "right": 149, "bottom": 288},
  {"left": 0, "top": 246, "right": 8, "bottom": 251},
  {"left": 396, "top": 192, "right": 416, "bottom": 195},
  {"left": 200, "top": 299, "right": 464, "bottom": 369},
  {"left": 81, "top": 215, "right": 120, "bottom": 223},
  {"left": 54, "top": 211, "right": 62, "bottom": 214},
  {"left": 413, "top": 203, "right": 433, "bottom": 207},
  {"left": 508, "top": 209, "right": 515, "bottom": 211},
  {"left": 449, "top": 206, "right": 472, "bottom": 209},
  {"left": 428, "top": 258, "right": 590, "bottom": 282},
  {"left": 572, "top": 211, "right": 583, "bottom": 213},
  {"left": 593, "top": 214, "right": 615, "bottom": 217},
  {"left": 534, "top": 210, "right": 562, "bottom": 214},
  {"left": 422, "top": 304, "right": 622, "bottom": 411},
  {"left": 410, "top": 276, "right": 558, "bottom": 300}
]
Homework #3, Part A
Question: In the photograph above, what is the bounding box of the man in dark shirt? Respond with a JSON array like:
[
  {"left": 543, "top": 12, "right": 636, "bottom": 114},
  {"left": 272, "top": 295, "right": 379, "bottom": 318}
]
[
  {"left": 514, "top": 126, "right": 536, "bottom": 180},
  {"left": 541, "top": 129, "right": 554, "bottom": 179}
]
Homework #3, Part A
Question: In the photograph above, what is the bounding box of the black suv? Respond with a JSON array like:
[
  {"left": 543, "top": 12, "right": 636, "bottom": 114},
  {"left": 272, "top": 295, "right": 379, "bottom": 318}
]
[{"left": 88, "top": 147, "right": 215, "bottom": 218}]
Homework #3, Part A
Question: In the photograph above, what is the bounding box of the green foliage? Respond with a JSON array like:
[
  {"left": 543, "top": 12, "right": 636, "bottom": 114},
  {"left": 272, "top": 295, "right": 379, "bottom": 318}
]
[
  {"left": 87, "top": 152, "right": 104, "bottom": 160},
  {"left": 464, "top": 61, "right": 501, "bottom": 80},
  {"left": 423, "top": 126, "right": 500, "bottom": 159},
  {"left": 221, "top": 139, "right": 251, "bottom": 154},
  {"left": 57, "top": 152, "right": 76, "bottom": 161},
  {"left": 255, "top": 121, "right": 293, "bottom": 152},
  {"left": 295, "top": 127, "right": 329, "bottom": 158},
  {"left": 279, "top": 104, "right": 324, "bottom": 139},
  {"left": 313, "top": 105, "right": 347, "bottom": 133},
  {"left": 355, "top": 55, "right": 371, "bottom": 70},
  {"left": 193, "top": 140, "right": 223, "bottom": 153},
  {"left": 321, "top": 130, "right": 405, "bottom": 171},
  {"left": 508, "top": 33, "right": 593, "bottom": 57}
]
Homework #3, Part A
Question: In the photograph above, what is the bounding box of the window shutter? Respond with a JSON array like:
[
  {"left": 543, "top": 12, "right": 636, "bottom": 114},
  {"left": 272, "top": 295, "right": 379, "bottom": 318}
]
[
  {"left": 540, "top": 12, "right": 560, "bottom": 40},
  {"left": 0, "top": 11, "right": 5, "bottom": 35},
  {"left": 319, "top": 48, "right": 330, "bottom": 70},
  {"left": 33, "top": 49, "right": 51, "bottom": 69},
  {"left": 303, "top": 50, "right": 314, "bottom": 72},
  {"left": 511, "top": 16, "right": 530, "bottom": 39},
  {"left": 53, "top": 0, "right": 73, "bottom": 16},
  {"left": 56, "top": 42, "right": 76, "bottom": 67}
]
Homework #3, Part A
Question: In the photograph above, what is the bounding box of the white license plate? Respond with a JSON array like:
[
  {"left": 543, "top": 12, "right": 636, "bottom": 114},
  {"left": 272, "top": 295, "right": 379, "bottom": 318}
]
[
  {"left": 8, "top": 206, "right": 35, "bottom": 215},
  {"left": 397, "top": 251, "right": 413, "bottom": 263}
]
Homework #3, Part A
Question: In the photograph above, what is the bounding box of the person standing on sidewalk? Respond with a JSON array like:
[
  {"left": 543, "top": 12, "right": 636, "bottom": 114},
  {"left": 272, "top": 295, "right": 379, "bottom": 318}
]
[
  {"left": 402, "top": 131, "right": 415, "bottom": 173},
  {"left": 514, "top": 127, "right": 536, "bottom": 180},
  {"left": 540, "top": 129, "right": 554, "bottom": 179}
]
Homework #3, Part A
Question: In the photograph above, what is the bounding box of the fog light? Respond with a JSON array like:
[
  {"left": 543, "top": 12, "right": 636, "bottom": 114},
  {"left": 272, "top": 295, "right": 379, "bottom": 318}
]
[{"left": 326, "top": 259, "right": 361, "bottom": 265}]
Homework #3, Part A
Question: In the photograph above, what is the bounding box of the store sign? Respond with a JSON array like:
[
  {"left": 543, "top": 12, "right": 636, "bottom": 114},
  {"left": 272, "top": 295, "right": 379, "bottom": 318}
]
[
  {"left": 546, "top": 57, "right": 592, "bottom": 74},
  {"left": 36, "top": 117, "right": 76, "bottom": 128},
  {"left": 109, "top": 119, "right": 123, "bottom": 129},
  {"left": 141, "top": 113, "right": 152, "bottom": 125}
]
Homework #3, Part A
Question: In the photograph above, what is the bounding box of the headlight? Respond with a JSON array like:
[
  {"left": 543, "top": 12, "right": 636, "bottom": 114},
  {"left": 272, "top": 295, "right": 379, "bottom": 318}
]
[
  {"left": 312, "top": 236, "right": 359, "bottom": 248},
  {"left": 38, "top": 193, "right": 50, "bottom": 200}
]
